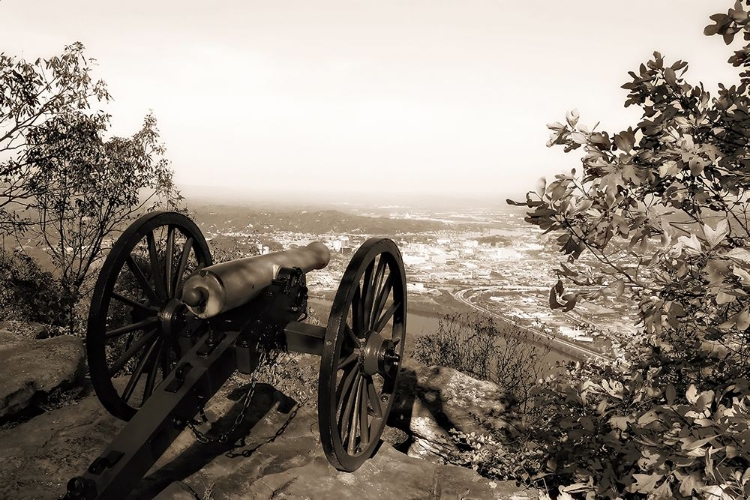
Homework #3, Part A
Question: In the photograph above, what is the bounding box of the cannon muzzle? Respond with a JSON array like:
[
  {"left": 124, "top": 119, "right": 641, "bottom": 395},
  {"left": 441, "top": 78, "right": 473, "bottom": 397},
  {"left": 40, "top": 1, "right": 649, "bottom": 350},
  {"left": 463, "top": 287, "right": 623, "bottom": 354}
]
[{"left": 181, "top": 242, "right": 330, "bottom": 318}]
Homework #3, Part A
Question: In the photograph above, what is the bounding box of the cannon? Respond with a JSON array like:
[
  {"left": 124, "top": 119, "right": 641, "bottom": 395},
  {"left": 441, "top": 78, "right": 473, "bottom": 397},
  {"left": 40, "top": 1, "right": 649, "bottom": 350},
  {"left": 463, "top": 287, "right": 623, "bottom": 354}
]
[{"left": 63, "top": 211, "right": 407, "bottom": 499}]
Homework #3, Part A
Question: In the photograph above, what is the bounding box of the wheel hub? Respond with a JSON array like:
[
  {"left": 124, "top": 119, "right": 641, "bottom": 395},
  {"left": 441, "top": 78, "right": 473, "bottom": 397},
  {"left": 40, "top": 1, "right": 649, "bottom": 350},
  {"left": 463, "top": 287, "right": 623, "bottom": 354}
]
[
  {"left": 158, "top": 299, "right": 187, "bottom": 337},
  {"left": 361, "top": 331, "right": 400, "bottom": 377}
]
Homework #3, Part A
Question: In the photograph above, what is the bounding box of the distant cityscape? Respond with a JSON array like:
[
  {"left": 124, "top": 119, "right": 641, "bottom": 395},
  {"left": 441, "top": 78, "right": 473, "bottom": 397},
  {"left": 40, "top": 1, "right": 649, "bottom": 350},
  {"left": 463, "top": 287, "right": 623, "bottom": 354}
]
[{"left": 192, "top": 203, "right": 641, "bottom": 361}]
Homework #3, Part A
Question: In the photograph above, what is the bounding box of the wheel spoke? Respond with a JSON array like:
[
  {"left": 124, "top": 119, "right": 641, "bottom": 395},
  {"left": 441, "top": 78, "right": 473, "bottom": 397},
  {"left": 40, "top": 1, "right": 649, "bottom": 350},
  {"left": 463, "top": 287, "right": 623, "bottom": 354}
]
[
  {"left": 362, "top": 261, "right": 375, "bottom": 332},
  {"left": 147, "top": 231, "right": 167, "bottom": 300},
  {"left": 122, "top": 336, "right": 159, "bottom": 403},
  {"left": 174, "top": 236, "right": 194, "bottom": 297},
  {"left": 345, "top": 324, "right": 359, "bottom": 346},
  {"left": 359, "top": 376, "right": 369, "bottom": 445},
  {"left": 352, "top": 284, "right": 363, "bottom": 335},
  {"left": 108, "top": 329, "right": 158, "bottom": 376},
  {"left": 105, "top": 317, "right": 158, "bottom": 340},
  {"left": 348, "top": 376, "right": 363, "bottom": 454},
  {"left": 165, "top": 226, "right": 175, "bottom": 298},
  {"left": 374, "top": 301, "right": 400, "bottom": 334},
  {"left": 366, "top": 376, "right": 383, "bottom": 418},
  {"left": 111, "top": 292, "right": 157, "bottom": 315},
  {"left": 126, "top": 256, "right": 159, "bottom": 304},
  {"left": 338, "top": 350, "right": 358, "bottom": 370},
  {"left": 337, "top": 365, "right": 359, "bottom": 412},
  {"left": 371, "top": 272, "right": 393, "bottom": 330},
  {"left": 339, "top": 371, "right": 360, "bottom": 444},
  {"left": 143, "top": 338, "right": 165, "bottom": 401},
  {"left": 368, "top": 257, "right": 388, "bottom": 328}
]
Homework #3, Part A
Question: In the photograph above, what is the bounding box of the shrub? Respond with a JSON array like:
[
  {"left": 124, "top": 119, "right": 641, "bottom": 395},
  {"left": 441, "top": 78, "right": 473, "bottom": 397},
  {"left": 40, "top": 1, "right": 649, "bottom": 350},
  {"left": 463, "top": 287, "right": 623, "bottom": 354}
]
[
  {"left": 0, "top": 249, "right": 68, "bottom": 326},
  {"left": 414, "top": 312, "right": 550, "bottom": 411},
  {"left": 500, "top": 2, "right": 750, "bottom": 497}
]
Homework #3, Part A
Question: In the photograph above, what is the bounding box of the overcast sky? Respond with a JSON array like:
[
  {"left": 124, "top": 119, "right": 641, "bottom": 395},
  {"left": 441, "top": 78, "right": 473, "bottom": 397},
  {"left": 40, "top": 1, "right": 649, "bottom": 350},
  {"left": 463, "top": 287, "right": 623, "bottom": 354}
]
[{"left": 0, "top": 1, "right": 743, "bottom": 201}]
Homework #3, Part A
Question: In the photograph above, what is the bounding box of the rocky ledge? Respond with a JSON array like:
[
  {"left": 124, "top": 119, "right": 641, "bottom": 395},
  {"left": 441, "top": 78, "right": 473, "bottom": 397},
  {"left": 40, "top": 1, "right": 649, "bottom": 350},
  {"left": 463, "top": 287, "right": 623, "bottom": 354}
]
[
  {"left": 0, "top": 326, "right": 85, "bottom": 419},
  {"left": 0, "top": 328, "right": 538, "bottom": 499}
]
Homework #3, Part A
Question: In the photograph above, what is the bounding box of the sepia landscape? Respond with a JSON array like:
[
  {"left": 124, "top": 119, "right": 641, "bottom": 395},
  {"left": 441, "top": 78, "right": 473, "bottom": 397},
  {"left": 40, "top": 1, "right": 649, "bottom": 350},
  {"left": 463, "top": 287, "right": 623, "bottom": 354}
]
[{"left": 3, "top": 1, "right": 750, "bottom": 499}]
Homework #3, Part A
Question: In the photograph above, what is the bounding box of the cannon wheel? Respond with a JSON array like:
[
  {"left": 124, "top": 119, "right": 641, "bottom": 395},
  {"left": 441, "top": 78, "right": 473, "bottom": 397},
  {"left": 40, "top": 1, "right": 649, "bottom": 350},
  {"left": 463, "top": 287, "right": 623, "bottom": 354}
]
[
  {"left": 318, "top": 238, "right": 407, "bottom": 471},
  {"left": 87, "top": 211, "right": 212, "bottom": 421}
]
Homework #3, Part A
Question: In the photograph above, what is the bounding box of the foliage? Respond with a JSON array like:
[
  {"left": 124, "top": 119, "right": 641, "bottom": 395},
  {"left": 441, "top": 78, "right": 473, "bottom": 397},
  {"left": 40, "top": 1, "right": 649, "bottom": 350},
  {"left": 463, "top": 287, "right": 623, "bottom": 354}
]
[
  {"left": 523, "top": 363, "right": 750, "bottom": 499},
  {"left": 413, "top": 313, "right": 549, "bottom": 410},
  {"left": 0, "top": 248, "right": 67, "bottom": 326},
  {"left": 1, "top": 42, "right": 107, "bottom": 233},
  {"left": 501, "top": 1, "right": 750, "bottom": 497},
  {"left": 1, "top": 43, "right": 181, "bottom": 332}
]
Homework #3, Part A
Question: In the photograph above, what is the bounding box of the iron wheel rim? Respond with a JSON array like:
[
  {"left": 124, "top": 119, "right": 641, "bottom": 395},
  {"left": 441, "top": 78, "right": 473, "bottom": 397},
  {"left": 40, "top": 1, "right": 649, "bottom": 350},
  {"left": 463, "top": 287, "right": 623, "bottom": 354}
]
[
  {"left": 318, "top": 237, "right": 407, "bottom": 472},
  {"left": 86, "top": 211, "right": 212, "bottom": 421}
]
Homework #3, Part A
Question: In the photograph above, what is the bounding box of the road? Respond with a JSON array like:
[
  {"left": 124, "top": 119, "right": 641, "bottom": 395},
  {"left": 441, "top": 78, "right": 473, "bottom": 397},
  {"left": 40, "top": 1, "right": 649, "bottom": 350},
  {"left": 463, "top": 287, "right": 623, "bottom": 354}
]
[{"left": 451, "top": 287, "right": 614, "bottom": 363}]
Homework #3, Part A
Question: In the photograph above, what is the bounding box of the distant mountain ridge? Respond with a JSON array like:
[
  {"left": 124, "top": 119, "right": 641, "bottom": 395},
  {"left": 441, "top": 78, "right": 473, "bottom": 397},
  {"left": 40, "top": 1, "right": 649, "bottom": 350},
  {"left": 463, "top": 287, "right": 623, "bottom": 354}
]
[
  {"left": 179, "top": 184, "right": 517, "bottom": 212},
  {"left": 190, "top": 204, "right": 458, "bottom": 235}
]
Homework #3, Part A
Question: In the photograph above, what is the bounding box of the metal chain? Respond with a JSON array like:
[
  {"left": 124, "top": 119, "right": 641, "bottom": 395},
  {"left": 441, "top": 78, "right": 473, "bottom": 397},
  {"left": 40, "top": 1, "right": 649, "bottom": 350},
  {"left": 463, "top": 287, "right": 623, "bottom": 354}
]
[
  {"left": 186, "top": 343, "right": 272, "bottom": 445},
  {"left": 225, "top": 393, "right": 309, "bottom": 458}
]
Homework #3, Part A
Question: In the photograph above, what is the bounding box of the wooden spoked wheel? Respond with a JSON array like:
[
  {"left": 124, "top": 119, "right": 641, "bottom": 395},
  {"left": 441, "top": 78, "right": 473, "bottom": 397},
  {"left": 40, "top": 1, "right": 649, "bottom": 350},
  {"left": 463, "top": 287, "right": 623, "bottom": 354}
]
[
  {"left": 318, "top": 238, "right": 407, "bottom": 472},
  {"left": 87, "top": 211, "right": 212, "bottom": 421}
]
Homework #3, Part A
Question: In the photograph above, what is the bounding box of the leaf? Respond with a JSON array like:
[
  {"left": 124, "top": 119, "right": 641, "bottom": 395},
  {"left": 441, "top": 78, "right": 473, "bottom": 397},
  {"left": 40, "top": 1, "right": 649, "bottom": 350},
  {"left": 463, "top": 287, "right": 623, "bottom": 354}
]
[
  {"left": 609, "top": 415, "right": 633, "bottom": 430},
  {"left": 689, "top": 156, "right": 706, "bottom": 176},
  {"left": 677, "top": 234, "right": 702, "bottom": 255},
  {"left": 716, "top": 291, "right": 736, "bottom": 305},
  {"left": 549, "top": 285, "right": 563, "bottom": 310},
  {"left": 722, "top": 308, "right": 750, "bottom": 331},
  {"left": 570, "top": 132, "right": 587, "bottom": 145},
  {"left": 686, "top": 384, "right": 698, "bottom": 404},
  {"left": 614, "top": 130, "right": 636, "bottom": 152},
  {"left": 628, "top": 473, "right": 664, "bottom": 494},
  {"left": 622, "top": 164, "right": 641, "bottom": 185},
  {"left": 566, "top": 109, "right": 580, "bottom": 128},
  {"left": 637, "top": 409, "right": 660, "bottom": 426},
  {"left": 536, "top": 177, "right": 546, "bottom": 198},
  {"left": 738, "top": 309, "right": 750, "bottom": 331},
  {"left": 725, "top": 246, "right": 750, "bottom": 260},
  {"left": 659, "top": 161, "right": 680, "bottom": 177},
  {"left": 561, "top": 483, "right": 590, "bottom": 493},
  {"left": 703, "top": 219, "right": 729, "bottom": 248},
  {"left": 700, "top": 485, "right": 732, "bottom": 499},
  {"left": 666, "top": 384, "right": 676, "bottom": 405},
  {"left": 652, "top": 480, "right": 673, "bottom": 499},
  {"left": 695, "top": 390, "right": 714, "bottom": 412},
  {"left": 547, "top": 121, "right": 565, "bottom": 131},
  {"left": 734, "top": 266, "right": 750, "bottom": 285},
  {"left": 664, "top": 67, "right": 677, "bottom": 86},
  {"left": 705, "top": 259, "right": 732, "bottom": 286},
  {"left": 602, "top": 379, "right": 624, "bottom": 399},
  {"left": 563, "top": 294, "right": 577, "bottom": 312},
  {"left": 679, "top": 471, "right": 705, "bottom": 496}
]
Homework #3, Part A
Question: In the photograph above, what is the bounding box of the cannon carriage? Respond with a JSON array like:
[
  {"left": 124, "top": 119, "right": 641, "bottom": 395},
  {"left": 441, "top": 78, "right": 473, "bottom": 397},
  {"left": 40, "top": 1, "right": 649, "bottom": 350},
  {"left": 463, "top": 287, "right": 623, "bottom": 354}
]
[{"left": 64, "top": 211, "right": 407, "bottom": 499}]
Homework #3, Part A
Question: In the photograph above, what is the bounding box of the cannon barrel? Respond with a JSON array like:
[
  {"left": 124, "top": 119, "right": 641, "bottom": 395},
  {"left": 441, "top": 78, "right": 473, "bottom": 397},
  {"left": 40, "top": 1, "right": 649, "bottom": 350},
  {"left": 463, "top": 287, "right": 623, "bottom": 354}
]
[{"left": 181, "top": 242, "right": 330, "bottom": 318}]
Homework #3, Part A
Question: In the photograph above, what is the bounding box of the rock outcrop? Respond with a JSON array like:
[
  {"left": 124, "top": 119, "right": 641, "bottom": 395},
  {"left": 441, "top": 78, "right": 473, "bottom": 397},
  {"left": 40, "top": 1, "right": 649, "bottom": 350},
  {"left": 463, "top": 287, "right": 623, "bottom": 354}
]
[
  {"left": 0, "top": 327, "right": 85, "bottom": 418},
  {"left": 0, "top": 338, "right": 537, "bottom": 499},
  {"left": 390, "top": 360, "right": 516, "bottom": 464}
]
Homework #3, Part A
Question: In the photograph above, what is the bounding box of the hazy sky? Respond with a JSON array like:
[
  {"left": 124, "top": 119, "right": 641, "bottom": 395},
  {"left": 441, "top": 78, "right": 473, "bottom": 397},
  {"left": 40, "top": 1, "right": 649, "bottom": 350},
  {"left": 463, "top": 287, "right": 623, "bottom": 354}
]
[{"left": 0, "top": 1, "right": 743, "bottom": 200}]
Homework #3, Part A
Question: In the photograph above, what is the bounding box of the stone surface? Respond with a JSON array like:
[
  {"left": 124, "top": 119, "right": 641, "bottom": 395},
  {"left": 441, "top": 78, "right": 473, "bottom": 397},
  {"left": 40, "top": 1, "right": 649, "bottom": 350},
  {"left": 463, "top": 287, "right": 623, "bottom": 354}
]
[
  {"left": 0, "top": 329, "right": 85, "bottom": 418},
  {"left": 0, "top": 352, "right": 537, "bottom": 499},
  {"left": 141, "top": 388, "right": 535, "bottom": 500},
  {"left": 390, "top": 360, "right": 515, "bottom": 463},
  {"left": 0, "top": 389, "right": 126, "bottom": 499}
]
